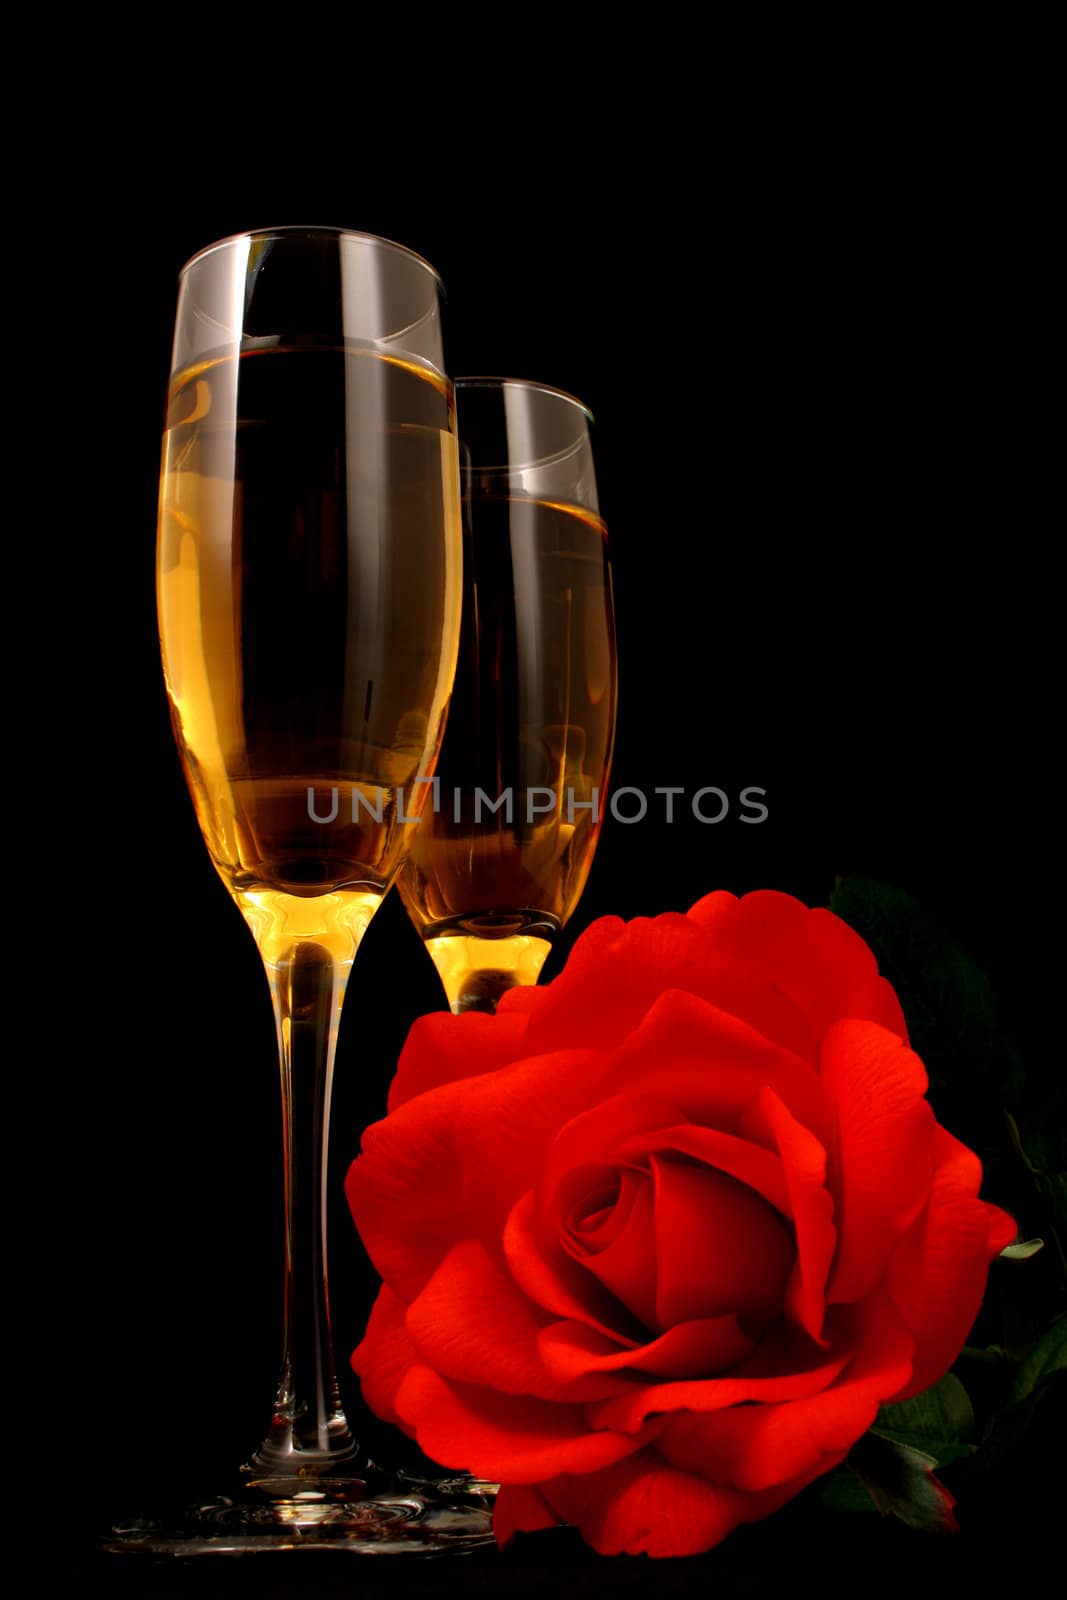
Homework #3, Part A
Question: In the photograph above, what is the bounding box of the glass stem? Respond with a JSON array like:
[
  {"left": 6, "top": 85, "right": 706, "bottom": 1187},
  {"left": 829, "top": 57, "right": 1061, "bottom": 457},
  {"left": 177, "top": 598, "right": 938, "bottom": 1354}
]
[{"left": 251, "top": 936, "right": 356, "bottom": 1472}]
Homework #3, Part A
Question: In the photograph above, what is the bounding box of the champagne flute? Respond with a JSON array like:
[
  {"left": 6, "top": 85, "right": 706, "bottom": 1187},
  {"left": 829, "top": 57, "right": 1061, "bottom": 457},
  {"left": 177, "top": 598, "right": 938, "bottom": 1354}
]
[
  {"left": 397, "top": 378, "right": 616, "bottom": 1012},
  {"left": 140, "top": 226, "right": 491, "bottom": 1551}
]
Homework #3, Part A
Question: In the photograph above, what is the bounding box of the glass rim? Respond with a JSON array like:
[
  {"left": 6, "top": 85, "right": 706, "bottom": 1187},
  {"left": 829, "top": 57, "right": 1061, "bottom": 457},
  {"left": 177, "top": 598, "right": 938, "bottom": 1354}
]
[
  {"left": 178, "top": 225, "right": 445, "bottom": 289},
  {"left": 455, "top": 376, "right": 594, "bottom": 424}
]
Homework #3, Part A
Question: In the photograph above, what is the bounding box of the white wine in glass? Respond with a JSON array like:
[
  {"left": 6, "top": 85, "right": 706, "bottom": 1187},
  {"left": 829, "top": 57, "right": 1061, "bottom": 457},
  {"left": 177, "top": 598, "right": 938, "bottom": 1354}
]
[{"left": 397, "top": 378, "right": 617, "bottom": 1012}]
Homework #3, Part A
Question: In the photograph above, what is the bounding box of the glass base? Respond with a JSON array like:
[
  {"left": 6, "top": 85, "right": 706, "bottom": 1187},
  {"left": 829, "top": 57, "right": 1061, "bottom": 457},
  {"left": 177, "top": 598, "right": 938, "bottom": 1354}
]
[{"left": 103, "top": 1467, "right": 498, "bottom": 1556}]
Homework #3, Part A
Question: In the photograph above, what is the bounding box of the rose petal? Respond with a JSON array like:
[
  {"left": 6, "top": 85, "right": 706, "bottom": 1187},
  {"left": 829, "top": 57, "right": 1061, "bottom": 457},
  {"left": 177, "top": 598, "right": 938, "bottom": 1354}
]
[
  {"left": 452, "top": 1049, "right": 615, "bottom": 1239},
  {"left": 590, "top": 1338, "right": 853, "bottom": 1434},
  {"left": 521, "top": 912, "right": 817, "bottom": 1063},
  {"left": 987, "top": 1204, "right": 1018, "bottom": 1255},
  {"left": 537, "top": 1450, "right": 819, "bottom": 1558},
  {"left": 614, "top": 1123, "right": 791, "bottom": 1215},
  {"left": 496, "top": 984, "right": 550, "bottom": 1015},
  {"left": 657, "top": 1294, "right": 914, "bottom": 1491},
  {"left": 348, "top": 1047, "right": 608, "bottom": 1300},
  {"left": 504, "top": 1189, "right": 646, "bottom": 1345},
  {"left": 605, "top": 988, "right": 831, "bottom": 1147},
  {"left": 538, "top": 1092, "right": 689, "bottom": 1225},
  {"left": 350, "top": 1285, "right": 419, "bottom": 1433},
  {"left": 742, "top": 1086, "right": 836, "bottom": 1343},
  {"left": 561, "top": 1165, "right": 643, "bottom": 1253},
  {"left": 538, "top": 1315, "right": 753, "bottom": 1382},
  {"left": 888, "top": 1126, "right": 1016, "bottom": 1400},
  {"left": 688, "top": 890, "right": 909, "bottom": 1043},
  {"left": 393, "top": 1364, "right": 657, "bottom": 1483},
  {"left": 651, "top": 1155, "right": 794, "bottom": 1327},
  {"left": 584, "top": 1293, "right": 902, "bottom": 1436},
  {"left": 346, "top": 1110, "right": 466, "bottom": 1303},
  {"left": 387, "top": 1011, "right": 531, "bottom": 1110},
  {"left": 493, "top": 1484, "right": 559, "bottom": 1546},
  {"left": 575, "top": 1169, "right": 660, "bottom": 1330},
  {"left": 404, "top": 1240, "right": 626, "bottom": 1403},
  {"left": 821, "top": 1019, "right": 935, "bottom": 1303}
]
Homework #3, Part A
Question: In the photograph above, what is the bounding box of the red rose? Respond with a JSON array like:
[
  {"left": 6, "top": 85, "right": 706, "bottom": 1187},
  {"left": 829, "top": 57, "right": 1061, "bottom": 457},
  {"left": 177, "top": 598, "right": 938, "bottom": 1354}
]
[{"left": 346, "top": 891, "right": 1015, "bottom": 1558}]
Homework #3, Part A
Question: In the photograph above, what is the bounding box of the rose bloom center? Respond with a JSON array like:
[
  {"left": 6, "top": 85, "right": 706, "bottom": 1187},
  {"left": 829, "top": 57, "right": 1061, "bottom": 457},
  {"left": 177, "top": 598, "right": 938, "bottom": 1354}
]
[{"left": 559, "top": 1156, "right": 795, "bottom": 1334}]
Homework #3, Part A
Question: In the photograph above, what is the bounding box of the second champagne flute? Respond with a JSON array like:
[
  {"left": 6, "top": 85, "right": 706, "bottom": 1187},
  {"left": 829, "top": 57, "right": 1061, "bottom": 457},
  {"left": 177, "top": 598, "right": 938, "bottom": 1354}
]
[{"left": 397, "top": 378, "right": 617, "bottom": 1012}]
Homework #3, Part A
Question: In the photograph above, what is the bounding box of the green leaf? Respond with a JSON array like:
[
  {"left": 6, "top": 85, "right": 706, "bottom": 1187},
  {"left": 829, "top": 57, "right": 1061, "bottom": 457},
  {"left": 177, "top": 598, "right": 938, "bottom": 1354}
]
[
  {"left": 999, "top": 1238, "right": 1044, "bottom": 1260},
  {"left": 820, "top": 1467, "right": 878, "bottom": 1515},
  {"left": 829, "top": 878, "right": 1024, "bottom": 1107},
  {"left": 1008, "top": 1316, "right": 1067, "bottom": 1404},
  {"left": 875, "top": 1371, "right": 975, "bottom": 1463},
  {"left": 845, "top": 1432, "right": 958, "bottom": 1532},
  {"left": 1009, "top": 1117, "right": 1067, "bottom": 1183},
  {"left": 966, "top": 1366, "right": 1067, "bottom": 1519}
]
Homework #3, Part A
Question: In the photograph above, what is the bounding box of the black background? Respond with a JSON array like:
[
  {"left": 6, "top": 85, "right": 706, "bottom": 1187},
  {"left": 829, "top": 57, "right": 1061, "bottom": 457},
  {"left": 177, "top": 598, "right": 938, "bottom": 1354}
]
[{"left": 54, "top": 90, "right": 1057, "bottom": 1592}]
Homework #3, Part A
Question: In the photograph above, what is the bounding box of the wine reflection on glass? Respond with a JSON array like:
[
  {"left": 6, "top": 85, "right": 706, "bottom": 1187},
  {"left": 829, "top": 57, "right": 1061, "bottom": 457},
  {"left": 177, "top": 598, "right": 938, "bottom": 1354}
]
[
  {"left": 397, "top": 378, "right": 617, "bottom": 1013},
  {"left": 141, "top": 226, "right": 494, "bottom": 1552}
]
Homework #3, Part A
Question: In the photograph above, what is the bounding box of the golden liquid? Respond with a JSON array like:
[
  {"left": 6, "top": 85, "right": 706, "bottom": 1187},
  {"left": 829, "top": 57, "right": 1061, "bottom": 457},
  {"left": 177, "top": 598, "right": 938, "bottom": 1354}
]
[
  {"left": 158, "top": 344, "right": 462, "bottom": 964},
  {"left": 397, "top": 495, "right": 616, "bottom": 1005}
]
